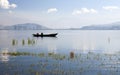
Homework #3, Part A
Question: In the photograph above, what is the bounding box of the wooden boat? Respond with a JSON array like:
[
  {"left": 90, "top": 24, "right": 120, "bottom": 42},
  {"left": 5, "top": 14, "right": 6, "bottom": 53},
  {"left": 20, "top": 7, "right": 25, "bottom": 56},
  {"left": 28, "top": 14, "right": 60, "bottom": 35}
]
[{"left": 33, "top": 33, "right": 58, "bottom": 37}]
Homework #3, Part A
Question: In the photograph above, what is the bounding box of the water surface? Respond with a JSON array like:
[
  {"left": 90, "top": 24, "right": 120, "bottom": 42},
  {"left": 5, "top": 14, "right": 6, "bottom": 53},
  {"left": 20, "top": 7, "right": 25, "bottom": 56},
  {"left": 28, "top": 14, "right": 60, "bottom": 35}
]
[{"left": 0, "top": 30, "right": 120, "bottom": 75}]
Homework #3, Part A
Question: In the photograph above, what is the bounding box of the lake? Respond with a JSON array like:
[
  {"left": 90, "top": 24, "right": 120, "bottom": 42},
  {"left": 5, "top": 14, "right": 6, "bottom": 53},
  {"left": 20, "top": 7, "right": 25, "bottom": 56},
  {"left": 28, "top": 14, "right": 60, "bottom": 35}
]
[{"left": 0, "top": 30, "right": 120, "bottom": 75}]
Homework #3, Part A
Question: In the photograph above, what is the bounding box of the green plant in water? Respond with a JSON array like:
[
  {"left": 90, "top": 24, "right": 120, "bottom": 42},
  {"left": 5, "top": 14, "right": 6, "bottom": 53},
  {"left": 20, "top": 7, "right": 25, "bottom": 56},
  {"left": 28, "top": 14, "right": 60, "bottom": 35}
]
[
  {"left": 28, "top": 38, "right": 31, "bottom": 45},
  {"left": 31, "top": 39, "right": 35, "bottom": 45},
  {"left": 12, "top": 39, "right": 17, "bottom": 46},
  {"left": 48, "top": 52, "right": 54, "bottom": 56},
  {"left": 38, "top": 53, "right": 45, "bottom": 57},
  {"left": 22, "top": 39, "right": 25, "bottom": 46},
  {"left": 27, "top": 38, "right": 36, "bottom": 45},
  {"left": 2, "top": 52, "right": 32, "bottom": 56},
  {"left": 70, "top": 52, "right": 74, "bottom": 59},
  {"left": 35, "top": 72, "right": 39, "bottom": 75}
]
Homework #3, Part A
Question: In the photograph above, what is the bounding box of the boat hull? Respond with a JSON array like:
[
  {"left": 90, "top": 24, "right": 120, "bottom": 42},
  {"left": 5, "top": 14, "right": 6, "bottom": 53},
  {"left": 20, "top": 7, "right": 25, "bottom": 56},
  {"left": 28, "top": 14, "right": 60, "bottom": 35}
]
[{"left": 33, "top": 33, "right": 58, "bottom": 37}]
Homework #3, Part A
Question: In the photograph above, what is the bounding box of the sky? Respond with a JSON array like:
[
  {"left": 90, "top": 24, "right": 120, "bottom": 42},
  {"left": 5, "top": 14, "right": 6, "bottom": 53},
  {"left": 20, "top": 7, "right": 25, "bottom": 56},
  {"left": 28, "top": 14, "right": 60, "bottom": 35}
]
[{"left": 0, "top": 0, "right": 120, "bottom": 28}]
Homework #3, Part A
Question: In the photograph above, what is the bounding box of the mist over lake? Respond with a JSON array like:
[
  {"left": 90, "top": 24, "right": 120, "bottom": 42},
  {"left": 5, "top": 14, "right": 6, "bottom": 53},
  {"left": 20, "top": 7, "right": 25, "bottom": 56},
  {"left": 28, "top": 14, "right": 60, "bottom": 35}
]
[{"left": 0, "top": 30, "right": 120, "bottom": 75}]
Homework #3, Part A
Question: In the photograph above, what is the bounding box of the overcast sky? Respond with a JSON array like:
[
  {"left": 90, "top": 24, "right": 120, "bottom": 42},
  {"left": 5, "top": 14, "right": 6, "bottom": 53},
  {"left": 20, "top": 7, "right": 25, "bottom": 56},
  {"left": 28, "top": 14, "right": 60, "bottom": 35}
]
[{"left": 0, "top": 0, "right": 120, "bottom": 28}]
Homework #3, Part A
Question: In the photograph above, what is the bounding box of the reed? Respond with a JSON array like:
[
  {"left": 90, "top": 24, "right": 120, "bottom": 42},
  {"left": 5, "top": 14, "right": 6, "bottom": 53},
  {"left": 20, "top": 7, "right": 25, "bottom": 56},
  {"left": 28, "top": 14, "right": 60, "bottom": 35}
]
[
  {"left": 22, "top": 39, "right": 25, "bottom": 46},
  {"left": 12, "top": 39, "right": 17, "bottom": 46},
  {"left": 70, "top": 52, "right": 74, "bottom": 59}
]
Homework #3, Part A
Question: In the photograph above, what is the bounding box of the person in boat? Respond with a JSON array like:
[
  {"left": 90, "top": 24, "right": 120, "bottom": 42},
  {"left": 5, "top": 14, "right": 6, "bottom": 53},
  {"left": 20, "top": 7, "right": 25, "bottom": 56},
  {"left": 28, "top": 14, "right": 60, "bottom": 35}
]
[
  {"left": 37, "top": 33, "right": 39, "bottom": 35},
  {"left": 41, "top": 32, "right": 43, "bottom": 36}
]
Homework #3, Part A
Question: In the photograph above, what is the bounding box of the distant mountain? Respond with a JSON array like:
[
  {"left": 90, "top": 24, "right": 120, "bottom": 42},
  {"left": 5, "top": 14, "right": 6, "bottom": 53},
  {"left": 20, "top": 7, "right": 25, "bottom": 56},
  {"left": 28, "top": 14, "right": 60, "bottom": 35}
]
[
  {"left": 1, "top": 22, "right": 120, "bottom": 30},
  {"left": 0, "top": 23, "right": 50, "bottom": 30},
  {"left": 71, "top": 22, "right": 120, "bottom": 30},
  {"left": 0, "top": 25, "right": 5, "bottom": 30}
]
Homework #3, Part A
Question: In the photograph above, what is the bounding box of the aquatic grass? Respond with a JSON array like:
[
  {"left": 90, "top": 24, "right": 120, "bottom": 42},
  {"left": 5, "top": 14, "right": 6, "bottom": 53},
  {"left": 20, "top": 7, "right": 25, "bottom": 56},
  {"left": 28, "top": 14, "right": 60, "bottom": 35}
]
[
  {"left": 22, "top": 39, "right": 25, "bottom": 46},
  {"left": 12, "top": 39, "right": 18, "bottom": 46},
  {"left": 9, "top": 52, "right": 31, "bottom": 56},
  {"left": 27, "top": 38, "right": 35, "bottom": 45},
  {"left": 1, "top": 50, "right": 120, "bottom": 75},
  {"left": 48, "top": 52, "right": 66, "bottom": 60},
  {"left": 0, "top": 51, "right": 66, "bottom": 60},
  {"left": 11, "top": 38, "right": 36, "bottom": 46},
  {"left": 48, "top": 52, "right": 54, "bottom": 56},
  {"left": 38, "top": 53, "right": 45, "bottom": 57},
  {"left": 0, "top": 52, "right": 32, "bottom": 56},
  {"left": 70, "top": 52, "right": 74, "bottom": 59}
]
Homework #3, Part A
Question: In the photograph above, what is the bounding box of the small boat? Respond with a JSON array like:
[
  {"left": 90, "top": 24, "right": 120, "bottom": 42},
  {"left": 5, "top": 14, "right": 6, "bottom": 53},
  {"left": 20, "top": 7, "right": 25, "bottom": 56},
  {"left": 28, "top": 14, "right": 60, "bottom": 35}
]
[{"left": 33, "top": 33, "right": 58, "bottom": 37}]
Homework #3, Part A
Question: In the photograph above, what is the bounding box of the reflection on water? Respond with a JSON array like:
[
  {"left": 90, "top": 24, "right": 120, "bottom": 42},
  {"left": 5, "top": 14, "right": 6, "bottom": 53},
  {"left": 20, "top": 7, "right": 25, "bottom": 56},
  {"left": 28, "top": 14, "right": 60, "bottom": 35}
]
[
  {"left": 48, "top": 43, "right": 57, "bottom": 53},
  {"left": 108, "top": 37, "right": 111, "bottom": 44},
  {"left": 5, "top": 30, "right": 120, "bottom": 54},
  {"left": 1, "top": 30, "right": 120, "bottom": 75},
  {"left": 0, "top": 48, "right": 9, "bottom": 62}
]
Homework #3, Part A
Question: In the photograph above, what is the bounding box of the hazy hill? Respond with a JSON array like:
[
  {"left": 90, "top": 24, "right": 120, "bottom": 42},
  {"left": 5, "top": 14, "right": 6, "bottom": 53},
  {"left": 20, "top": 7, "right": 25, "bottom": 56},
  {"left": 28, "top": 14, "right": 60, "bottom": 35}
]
[
  {"left": 1, "top": 22, "right": 120, "bottom": 30},
  {"left": 71, "top": 22, "right": 120, "bottom": 30},
  {"left": 0, "top": 23, "right": 50, "bottom": 30},
  {"left": 0, "top": 25, "right": 5, "bottom": 30}
]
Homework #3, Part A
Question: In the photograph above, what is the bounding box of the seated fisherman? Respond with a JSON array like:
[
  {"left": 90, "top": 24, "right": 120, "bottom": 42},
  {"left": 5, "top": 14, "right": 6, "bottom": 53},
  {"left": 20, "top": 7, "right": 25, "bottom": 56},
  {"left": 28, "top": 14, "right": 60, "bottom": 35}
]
[{"left": 41, "top": 32, "right": 43, "bottom": 36}]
